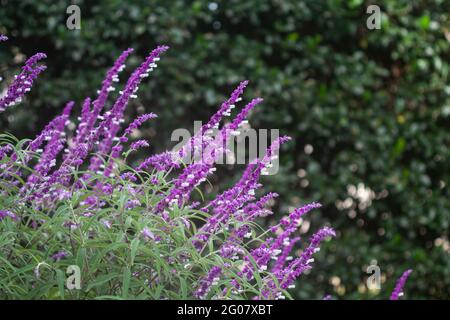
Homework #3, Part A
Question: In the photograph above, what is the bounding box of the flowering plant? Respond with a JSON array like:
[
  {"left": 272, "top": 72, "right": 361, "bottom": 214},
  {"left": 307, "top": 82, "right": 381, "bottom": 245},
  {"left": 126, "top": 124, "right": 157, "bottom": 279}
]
[{"left": 0, "top": 35, "right": 411, "bottom": 300}]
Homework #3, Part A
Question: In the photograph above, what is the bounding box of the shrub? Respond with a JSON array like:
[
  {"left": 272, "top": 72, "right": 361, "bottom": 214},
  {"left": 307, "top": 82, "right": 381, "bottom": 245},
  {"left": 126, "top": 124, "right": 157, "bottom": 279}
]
[
  {"left": 0, "top": 1, "right": 447, "bottom": 299},
  {"left": 0, "top": 35, "right": 412, "bottom": 300}
]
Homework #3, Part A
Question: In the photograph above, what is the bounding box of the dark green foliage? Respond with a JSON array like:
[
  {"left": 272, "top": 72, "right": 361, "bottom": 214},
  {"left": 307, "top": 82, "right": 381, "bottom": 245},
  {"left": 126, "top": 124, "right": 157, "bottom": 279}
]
[{"left": 1, "top": 0, "right": 448, "bottom": 299}]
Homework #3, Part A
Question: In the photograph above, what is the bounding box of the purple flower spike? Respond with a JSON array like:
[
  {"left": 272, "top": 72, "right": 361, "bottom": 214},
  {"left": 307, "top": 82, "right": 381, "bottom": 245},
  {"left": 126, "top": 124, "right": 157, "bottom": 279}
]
[
  {"left": 92, "top": 48, "right": 135, "bottom": 118},
  {"left": 88, "top": 46, "right": 168, "bottom": 173},
  {"left": 69, "top": 97, "right": 92, "bottom": 155},
  {"left": 390, "top": 269, "right": 413, "bottom": 300},
  {"left": 0, "top": 145, "right": 13, "bottom": 161},
  {"left": 194, "top": 137, "right": 292, "bottom": 249},
  {"left": 32, "top": 101, "right": 74, "bottom": 177},
  {"left": 0, "top": 52, "right": 47, "bottom": 112},
  {"left": 141, "top": 80, "right": 249, "bottom": 172},
  {"left": 72, "top": 48, "right": 134, "bottom": 159},
  {"left": 121, "top": 113, "right": 157, "bottom": 142},
  {"left": 280, "top": 226, "right": 335, "bottom": 287},
  {"left": 228, "top": 98, "right": 263, "bottom": 131},
  {"left": 194, "top": 266, "right": 222, "bottom": 299},
  {"left": 137, "top": 151, "right": 179, "bottom": 172},
  {"left": 272, "top": 236, "right": 300, "bottom": 273},
  {"left": 155, "top": 162, "right": 212, "bottom": 213},
  {"left": 130, "top": 140, "right": 149, "bottom": 151},
  {"left": 205, "top": 80, "right": 249, "bottom": 131}
]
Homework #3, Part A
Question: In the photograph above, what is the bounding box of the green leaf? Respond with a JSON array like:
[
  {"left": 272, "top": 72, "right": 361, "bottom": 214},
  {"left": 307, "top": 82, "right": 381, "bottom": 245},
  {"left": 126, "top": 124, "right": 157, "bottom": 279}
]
[
  {"left": 55, "top": 269, "right": 65, "bottom": 300},
  {"left": 122, "top": 268, "right": 131, "bottom": 299},
  {"left": 130, "top": 238, "right": 140, "bottom": 265},
  {"left": 85, "top": 273, "right": 120, "bottom": 292}
]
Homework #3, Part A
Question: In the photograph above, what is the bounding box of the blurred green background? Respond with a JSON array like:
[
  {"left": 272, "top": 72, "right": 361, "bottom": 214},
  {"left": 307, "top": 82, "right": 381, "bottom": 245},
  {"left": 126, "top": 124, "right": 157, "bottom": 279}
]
[{"left": 0, "top": 0, "right": 449, "bottom": 299}]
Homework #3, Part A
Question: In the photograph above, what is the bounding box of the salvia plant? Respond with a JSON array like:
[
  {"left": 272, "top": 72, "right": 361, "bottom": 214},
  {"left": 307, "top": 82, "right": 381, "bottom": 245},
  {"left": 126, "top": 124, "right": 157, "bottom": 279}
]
[{"left": 0, "top": 35, "right": 412, "bottom": 300}]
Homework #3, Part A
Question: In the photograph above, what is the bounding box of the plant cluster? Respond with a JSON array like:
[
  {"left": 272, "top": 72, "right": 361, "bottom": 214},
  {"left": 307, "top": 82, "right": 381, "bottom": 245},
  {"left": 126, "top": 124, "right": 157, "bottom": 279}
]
[{"left": 0, "top": 34, "right": 411, "bottom": 300}]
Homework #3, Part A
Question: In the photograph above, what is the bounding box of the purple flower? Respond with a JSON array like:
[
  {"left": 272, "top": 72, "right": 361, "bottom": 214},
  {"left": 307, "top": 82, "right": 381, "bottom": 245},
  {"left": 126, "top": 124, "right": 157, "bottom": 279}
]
[
  {"left": 204, "top": 81, "right": 249, "bottom": 131},
  {"left": 81, "top": 195, "right": 99, "bottom": 208},
  {"left": 120, "top": 172, "right": 137, "bottom": 182},
  {"left": 88, "top": 46, "right": 168, "bottom": 174},
  {"left": 51, "top": 251, "right": 68, "bottom": 262},
  {"left": 0, "top": 145, "right": 13, "bottom": 161},
  {"left": 100, "top": 183, "right": 114, "bottom": 195},
  {"left": 68, "top": 97, "right": 92, "bottom": 157},
  {"left": 0, "top": 52, "right": 47, "bottom": 112},
  {"left": 92, "top": 48, "right": 134, "bottom": 118},
  {"left": 138, "top": 81, "right": 249, "bottom": 172},
  {"left": 0, "top": 34, "right": 8, "bottom": 42},
  {"left": 194, "top": 266, "right": 222, "bottom": 299},
  {"left": 272, "top": 236, "right": 300, "bottom": 273},
  {"left": 205, "top": 136, "right": 290, "bottom": 212},
  {"left": 31, "top": 102, "right": 74, "bottom": 178},
  {"left": 125, "top": 199, "right": 141, "bottom": 210},
  {"left": 155, "top": 162, "right": 212, "bottom": 213},
  {"left": 141, "top": 227, "right": 155, "bottom": 240},
  {"left": 28, "top": 115, "right": 64, "bottom": 152},
  {"left": 220, "top": 243, "right": 245, "bottom": 260},
  {"left": 390, "top": 269, "right": 413, "bottom": 300},
  {"left": 26, "top": 47, "right": 162, "bottom": 193},
  {"left": 244, "top": 225, "right": 334, "bottom": 300},
  {"left": 224, "top": 98, "right": 263, "bottom": 132},
  {"left": 182, "top": 81, "right": 249, "bottom": 160},
  {"left": 130, "top": 139, "right": 149, "bottom": 151},
  {"left": 277, "top": 226, "right": 336, "bottom": 290},
  {"left": 194, "top": 137, "right": 291, "bottom": 249},
  {"left": 57, "top": 49, "right": 134, "bottom": 184},
  {"left": 121, "top": 113, "right": 157, "bottom": 142},
  {"left": 0, "top": 210, "right": 18, "bottom": 221},
  {"left": 137, "top": 150, "right": 179, "bottom": 172}
]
